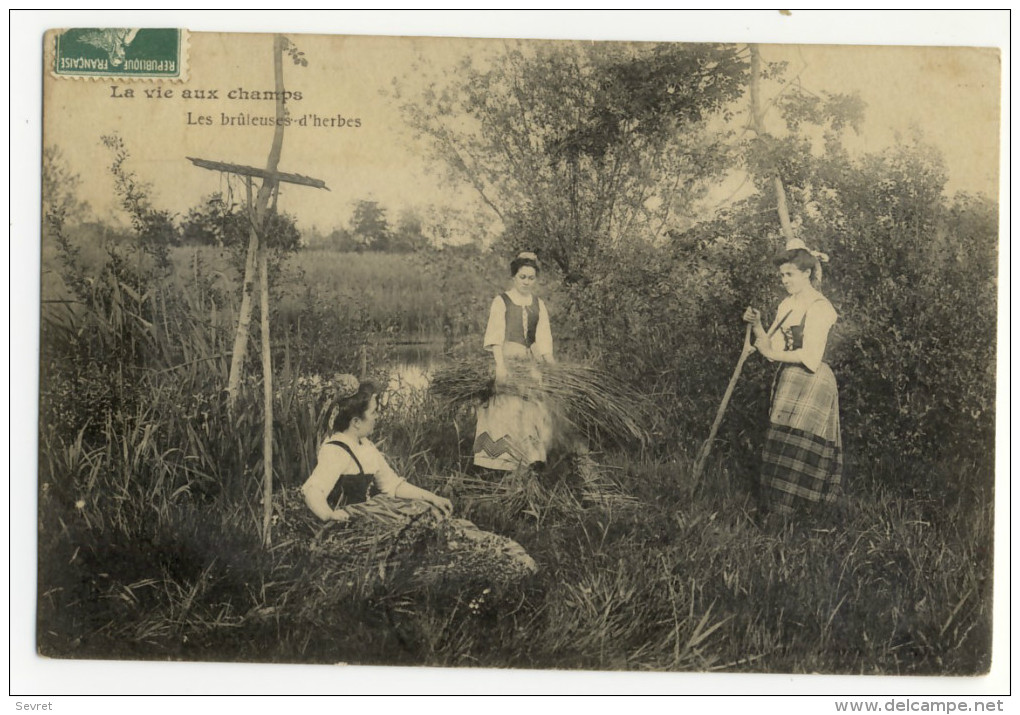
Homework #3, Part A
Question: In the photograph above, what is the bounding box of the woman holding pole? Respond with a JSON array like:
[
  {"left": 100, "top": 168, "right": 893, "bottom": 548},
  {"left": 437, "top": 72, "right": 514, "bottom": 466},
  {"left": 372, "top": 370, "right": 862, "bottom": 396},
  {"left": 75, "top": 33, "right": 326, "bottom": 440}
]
[{"left": 743, "top": 239, "right": 842, "bottom": 515}]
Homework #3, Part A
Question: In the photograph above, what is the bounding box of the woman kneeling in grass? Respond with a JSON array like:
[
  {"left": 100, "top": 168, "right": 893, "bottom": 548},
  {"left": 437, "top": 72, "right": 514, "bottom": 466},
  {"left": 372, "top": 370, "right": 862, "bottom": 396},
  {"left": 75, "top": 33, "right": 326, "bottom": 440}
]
[
  {"left": 303, "top": 376, "right": 453, "bottom": 522},
  {"left": 298, "top": 375, "right": 537, "bottom": 587}
]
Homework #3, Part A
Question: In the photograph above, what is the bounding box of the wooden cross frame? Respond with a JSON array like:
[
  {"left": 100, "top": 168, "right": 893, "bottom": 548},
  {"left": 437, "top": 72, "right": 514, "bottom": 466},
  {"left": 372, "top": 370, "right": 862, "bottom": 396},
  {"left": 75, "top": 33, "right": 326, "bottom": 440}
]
[
  {"left": 188, "top": 154, "right": 327, "bottom": 547},
  {"left": 187, "top": 155, "right": 329, "bottom": 235},
  {"left": 186, "top": 156, "right": 329, "bottom": 192}
]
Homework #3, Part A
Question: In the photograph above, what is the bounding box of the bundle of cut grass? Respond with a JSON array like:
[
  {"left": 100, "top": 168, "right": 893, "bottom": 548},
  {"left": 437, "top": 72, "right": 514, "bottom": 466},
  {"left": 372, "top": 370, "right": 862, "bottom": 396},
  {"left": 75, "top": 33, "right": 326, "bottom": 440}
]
[
  {"left": 271, "top": 488, "right": 537, "bottom": 593},
  {"left": 446, "top": 455, "right": 638, "bottom": 518},
  {"left": 430, "top": 356, "right": 653, "bottom": 447}
]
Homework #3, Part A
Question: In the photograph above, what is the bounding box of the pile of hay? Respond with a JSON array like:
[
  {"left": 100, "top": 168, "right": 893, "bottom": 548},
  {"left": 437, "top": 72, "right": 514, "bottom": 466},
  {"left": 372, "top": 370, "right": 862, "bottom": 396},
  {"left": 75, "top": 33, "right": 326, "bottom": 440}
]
[
  {"left": 430, "top": 357, "right": 652, "bottom": 448},
  {"left": 271, "top": 488, "right": 537, "bottom": 592},
  {"left": 445, "top": 454, "right": 638, "bottom": 520}
]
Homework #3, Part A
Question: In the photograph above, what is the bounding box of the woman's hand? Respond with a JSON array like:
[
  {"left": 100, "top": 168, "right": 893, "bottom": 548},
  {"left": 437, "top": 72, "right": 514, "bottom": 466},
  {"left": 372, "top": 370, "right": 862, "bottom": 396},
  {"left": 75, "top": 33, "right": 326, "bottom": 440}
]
[
  {"left": 494, "top": 363, "right": 509, "bottom": 386},
  {"left": 742, "top": 306, "right": 763, "bottom": 328},
  {"left": 426, "top": 494, "right": 453, "bottom": 516},
  {"left": 743, "top": 306, "right": 768, "bottom": 343},
  {"left": 330, "top": 508, "right": 351, "bottom": 523}
]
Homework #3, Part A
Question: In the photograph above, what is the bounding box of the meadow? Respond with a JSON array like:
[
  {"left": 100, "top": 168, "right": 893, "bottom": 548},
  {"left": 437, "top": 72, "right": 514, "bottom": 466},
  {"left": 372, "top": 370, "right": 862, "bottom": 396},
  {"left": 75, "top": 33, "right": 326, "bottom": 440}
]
[{"left": 36, "top": 239, "right": 993, "bottom": 674}]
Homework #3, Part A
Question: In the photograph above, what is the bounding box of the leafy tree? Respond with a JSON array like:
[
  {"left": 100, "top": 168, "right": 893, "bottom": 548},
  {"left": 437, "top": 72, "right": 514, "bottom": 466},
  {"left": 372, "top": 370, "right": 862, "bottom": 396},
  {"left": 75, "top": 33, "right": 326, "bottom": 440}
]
[
  {"left": 180, "top": 192, "right": 301, "bottom": 253},
  {"left": 42, "top": 145, "right": 92, "bottom": 228},
  {"left": 399, "top": 41, "right": 747, "bottom": 284},
  {"left": 390, "top": 208, "right": 429, "bottom": 252},
  {"left": 101, "top": 134, "right": 180, "bottom": 269},
  {"left": 349, "top": 199, "right": 391, "bottom": 251}
]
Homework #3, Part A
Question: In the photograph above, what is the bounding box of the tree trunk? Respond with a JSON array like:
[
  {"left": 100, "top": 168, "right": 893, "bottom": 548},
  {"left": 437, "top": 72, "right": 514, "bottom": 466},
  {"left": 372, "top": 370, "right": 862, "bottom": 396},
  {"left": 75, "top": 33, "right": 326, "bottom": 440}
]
[{"left": 749, "top": 44, "right": 795, "bottom": 245}]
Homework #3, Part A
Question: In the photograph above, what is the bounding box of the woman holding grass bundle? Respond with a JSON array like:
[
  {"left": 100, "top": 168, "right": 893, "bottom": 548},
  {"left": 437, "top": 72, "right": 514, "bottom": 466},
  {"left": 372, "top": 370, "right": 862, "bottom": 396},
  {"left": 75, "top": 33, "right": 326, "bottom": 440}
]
[
  {"left": 295, "top": 374, "right": 537, "bottom": 586},
  {"left": 302, "top": 376, "right": 452, "bottom": 522},
  {"left": 743, "top": 239, "right": 843, "bottom": 516},
  {"left": 473, "top": 251, "right": 555, "bottom": 472}
]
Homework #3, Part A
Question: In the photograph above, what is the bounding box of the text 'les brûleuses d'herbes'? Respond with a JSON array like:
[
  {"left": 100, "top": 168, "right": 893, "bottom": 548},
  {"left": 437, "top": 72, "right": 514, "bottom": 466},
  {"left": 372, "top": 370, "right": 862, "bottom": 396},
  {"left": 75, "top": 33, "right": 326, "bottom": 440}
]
[{"left": 188, "top": 112, "right": 361, "bottom": 127}]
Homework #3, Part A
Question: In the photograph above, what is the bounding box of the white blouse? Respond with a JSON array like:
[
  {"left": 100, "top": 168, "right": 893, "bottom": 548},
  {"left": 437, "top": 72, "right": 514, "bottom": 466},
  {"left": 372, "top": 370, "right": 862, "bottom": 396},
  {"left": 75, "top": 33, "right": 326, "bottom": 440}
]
[
  {"left": 765, "top": 294, "right": 838, "bottom": 372},
  {"left": 482, "top": 293, "right": 554, "bottom": 359},
  {"left": 301, "top": 434, "right": 405, "bottom": 503}
]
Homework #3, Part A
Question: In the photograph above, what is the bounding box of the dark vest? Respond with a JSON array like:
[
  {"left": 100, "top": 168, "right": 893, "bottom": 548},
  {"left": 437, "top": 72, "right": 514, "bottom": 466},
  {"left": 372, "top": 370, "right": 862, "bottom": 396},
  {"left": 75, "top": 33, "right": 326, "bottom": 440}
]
[
  {"left": 324, "top": 440, "right": 379, "bottom": 509},
  {"left": 775, "top": 298, "right": 828, "bottom": 353},
  {"left": 500, "top": 292, "right": 540, "bottom": 348}
]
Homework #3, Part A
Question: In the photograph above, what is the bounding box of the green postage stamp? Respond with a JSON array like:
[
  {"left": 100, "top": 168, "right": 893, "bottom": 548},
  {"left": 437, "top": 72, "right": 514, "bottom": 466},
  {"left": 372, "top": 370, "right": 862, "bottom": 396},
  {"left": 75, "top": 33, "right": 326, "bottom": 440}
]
[{"left": 51, "top": 28, "right": 185, "bottom": 79}]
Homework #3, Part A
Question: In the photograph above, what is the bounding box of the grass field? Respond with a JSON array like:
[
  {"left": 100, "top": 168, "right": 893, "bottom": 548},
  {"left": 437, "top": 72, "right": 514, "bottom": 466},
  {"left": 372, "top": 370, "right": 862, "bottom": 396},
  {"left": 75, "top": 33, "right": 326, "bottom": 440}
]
[
  {"left": 36, "top": 237, "right": 994, "bottom": 674},
  {"left": 37, "top": 388, "right": 992, "bottom": 673}
]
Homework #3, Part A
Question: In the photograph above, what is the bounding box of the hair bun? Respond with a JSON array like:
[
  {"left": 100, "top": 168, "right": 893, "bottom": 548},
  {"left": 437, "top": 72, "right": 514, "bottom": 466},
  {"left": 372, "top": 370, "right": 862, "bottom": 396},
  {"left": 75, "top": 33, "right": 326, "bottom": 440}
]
[
  {"left": 785, "top": 237, "right": 829, "bottom": 263},
  {"left": 516, "top": 251, "right": 539, "bottom": 263},
  {"left": 333, "top": 373, "right": 360, "bottom": 400}
]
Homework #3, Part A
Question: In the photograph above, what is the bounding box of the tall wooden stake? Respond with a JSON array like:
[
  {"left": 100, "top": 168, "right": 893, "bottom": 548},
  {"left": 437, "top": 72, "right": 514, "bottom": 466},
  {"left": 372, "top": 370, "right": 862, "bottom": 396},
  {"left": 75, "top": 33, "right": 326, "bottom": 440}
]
[
  {"left": 693, "top": 325, "right": 754, "bottom": 480},
  {"left": 749, "top": 44, "right": 796, "bottom": 246},
  {"left": 259, "top": 203, "right": 275, "bottom": 546},
  {"left": 693, "top": 47, "right": 797, "bottom": 480},
  {"left": 188, "top": 35, "right": 327, "bottom": 546},
  {"left": 260, "top": 35, "right": 288, "bottom": 545},
  {"left": 226, "top": 35, "right": 289, "bottom": 414}
]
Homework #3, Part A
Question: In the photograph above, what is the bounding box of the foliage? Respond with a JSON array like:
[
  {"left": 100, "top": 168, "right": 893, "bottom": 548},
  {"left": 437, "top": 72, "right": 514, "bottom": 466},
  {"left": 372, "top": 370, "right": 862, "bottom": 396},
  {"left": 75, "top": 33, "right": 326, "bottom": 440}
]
[
  {"left": 42, "top": 145, "right": 92, "bottom": 228},
  {"left": 100, "top": 134, "right": 180, "bottom": 269},
  {"left": 399, "top": 41, "right": 746, "bottom": 284},
  {"left": 349, "top": 199, "right": 391, "bottom": 250}
]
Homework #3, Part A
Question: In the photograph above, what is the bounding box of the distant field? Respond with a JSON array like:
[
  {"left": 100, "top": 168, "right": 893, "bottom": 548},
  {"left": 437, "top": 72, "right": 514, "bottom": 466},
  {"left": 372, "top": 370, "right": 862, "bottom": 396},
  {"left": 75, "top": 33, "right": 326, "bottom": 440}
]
[{"left": 278, "top": 248, "right": 506, "bottom": 339}]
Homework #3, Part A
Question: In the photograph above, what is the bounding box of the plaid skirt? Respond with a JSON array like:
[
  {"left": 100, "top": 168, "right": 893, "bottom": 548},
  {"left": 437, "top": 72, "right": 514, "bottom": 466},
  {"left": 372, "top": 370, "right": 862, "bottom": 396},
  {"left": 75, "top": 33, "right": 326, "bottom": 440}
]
[{"left": 760, "top": 363, "right": 843, "bottom": 514}]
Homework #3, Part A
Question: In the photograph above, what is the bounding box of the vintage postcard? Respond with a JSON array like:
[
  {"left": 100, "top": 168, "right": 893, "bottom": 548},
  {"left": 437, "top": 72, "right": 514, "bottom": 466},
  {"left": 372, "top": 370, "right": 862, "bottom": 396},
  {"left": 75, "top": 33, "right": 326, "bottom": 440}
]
[{"left": 27, "top": 13, "right": 1005, "bottom": 697}]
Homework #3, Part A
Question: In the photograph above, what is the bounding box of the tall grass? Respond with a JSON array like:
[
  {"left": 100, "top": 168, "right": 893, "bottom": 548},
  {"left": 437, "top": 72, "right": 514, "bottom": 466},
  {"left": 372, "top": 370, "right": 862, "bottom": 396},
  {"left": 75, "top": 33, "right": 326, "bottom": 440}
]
[{"left": 37, "top": 229, "right": 993, "bottom": 673}]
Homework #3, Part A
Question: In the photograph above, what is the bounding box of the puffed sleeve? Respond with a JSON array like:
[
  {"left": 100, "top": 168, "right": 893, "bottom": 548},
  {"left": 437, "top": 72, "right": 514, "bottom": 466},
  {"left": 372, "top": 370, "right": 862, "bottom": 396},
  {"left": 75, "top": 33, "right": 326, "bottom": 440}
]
[
  {"left": 362, "top": 440, "right": 405, "bottom": 496},
  {"left": 301, "top": 443, "right": 355, "bottom": 502},
  {"left": 483, "top": 295, "right": 506, "bottom": 351},
  {"left": 800, "top": 300, "right": 838, "bottom": 372},
  {"left": 533, "top": 299, "right": 554, "bottom": 359}
]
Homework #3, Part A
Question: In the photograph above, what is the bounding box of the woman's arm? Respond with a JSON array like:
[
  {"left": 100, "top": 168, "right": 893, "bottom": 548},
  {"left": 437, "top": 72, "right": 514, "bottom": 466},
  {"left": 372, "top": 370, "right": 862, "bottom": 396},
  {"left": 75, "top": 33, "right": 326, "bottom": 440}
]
[
  {"left": 483, "top": 296, "right": 509, "bottom": 380},
  {"left": 393, "top": 481, "right": 453, "bottom": 515},
  {"left": 372, "top": 446, "right": 453, "bottom": 515},
  {"left": 492, "top": 344, "right": 508, "bottom": 382},
  {"left": 757, "top": 302, "right": 836, "bottom": 371},
  {"left": 534, "top": 299, "right": 555, "bottom": 363},
  {"left": 302, "top": 447, "right": 353, "bottom": 523},
  {"left": 743, "top": 306, "right": 771, "bottom": 346}
]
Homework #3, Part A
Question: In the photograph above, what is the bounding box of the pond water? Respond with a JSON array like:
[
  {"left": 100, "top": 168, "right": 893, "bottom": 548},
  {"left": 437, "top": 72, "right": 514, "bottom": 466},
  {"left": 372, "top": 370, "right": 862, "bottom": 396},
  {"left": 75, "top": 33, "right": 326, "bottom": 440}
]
[{"left": 385, "top": 341, "right": 448, "bottom": 397}]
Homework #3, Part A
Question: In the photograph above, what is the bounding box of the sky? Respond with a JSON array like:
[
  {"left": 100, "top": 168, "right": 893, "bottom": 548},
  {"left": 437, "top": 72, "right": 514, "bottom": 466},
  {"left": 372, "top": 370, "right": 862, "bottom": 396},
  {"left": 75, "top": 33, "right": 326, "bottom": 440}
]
[{"left": 37, "top": 15, "right": 1001, "bottom": 237}]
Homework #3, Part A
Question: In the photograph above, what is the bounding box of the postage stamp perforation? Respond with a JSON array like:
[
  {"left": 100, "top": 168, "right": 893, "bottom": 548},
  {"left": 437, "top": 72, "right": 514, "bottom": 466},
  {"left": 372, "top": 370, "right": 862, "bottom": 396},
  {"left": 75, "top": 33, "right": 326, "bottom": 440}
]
[{"left": 46, "top": 27, "right": 190, "bottom": 82}]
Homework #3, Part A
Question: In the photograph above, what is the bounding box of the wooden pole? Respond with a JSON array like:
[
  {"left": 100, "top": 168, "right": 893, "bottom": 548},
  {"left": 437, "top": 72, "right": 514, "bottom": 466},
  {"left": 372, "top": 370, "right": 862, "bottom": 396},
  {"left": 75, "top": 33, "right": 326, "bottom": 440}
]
[
  {"left": 749, "top": 44, "right": 796, "bottom": 246},
  {"left": 226, "top": 179, "right": 260, "bottom": 411},
  {"left": 259, "top": 204, "right": 275, "bottom": 546},
  {"left": 260, "top": 35, "right": 288, "bottom": 546},
  {"left": 693, "top": 324, "right": 754, "bottom": 480},
  {"left": 225, "top": 35, "right": 289, "bottom": 414},
  {"left": 188, "top": 36, "right": 327, "bottom": 545}
]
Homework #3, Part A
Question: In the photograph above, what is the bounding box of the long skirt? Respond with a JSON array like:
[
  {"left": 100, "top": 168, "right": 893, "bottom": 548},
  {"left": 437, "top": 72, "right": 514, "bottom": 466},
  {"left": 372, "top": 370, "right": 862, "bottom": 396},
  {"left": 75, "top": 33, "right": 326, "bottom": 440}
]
[
  {"left": 760, "top": 363, "right": 843, "bottom": 515},
  {"left": 274, "top": 489, "right": 538, "bottom": 589},
  {"left": 473, "top": 359, "right": 553, "bottom": 471}
]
